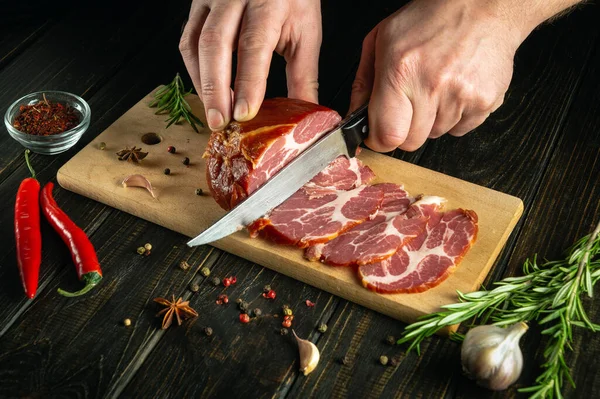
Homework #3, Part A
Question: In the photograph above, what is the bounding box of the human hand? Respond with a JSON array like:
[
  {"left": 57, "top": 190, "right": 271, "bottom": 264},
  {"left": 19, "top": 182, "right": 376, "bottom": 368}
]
[
  {"left": 349, "top": 0, "right": 529, "bottom": 152},
  {"left": 179, "top": 0, "right": 322, "bottom": 130}
]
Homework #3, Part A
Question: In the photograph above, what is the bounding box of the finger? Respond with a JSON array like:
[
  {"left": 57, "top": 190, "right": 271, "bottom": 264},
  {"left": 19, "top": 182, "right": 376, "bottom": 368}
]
[
  {"left": 282, "top": 17, "right": 321, "bottom": 104},
  {"left": 365, "top": 67, "right": 413, "bottom": 152},
  {"left": 233, "top": 4, "right": 285, "bottom": 121},
  {"left": 397, "top": 96, "right": 437, "bottom": 151},
  {"left": 429, "top": 93, "right": 463, "bottom": 139},
  {"left": 447, "top": 112, "right": 489, "bottom": 137},
  {"left": 349, "top": 27, "right": 377, "bottom": 114},
  {"left": 179, "top": 4, "right": 209, "bottom": 100},
  {"left": 198, "top": 3, "right": 245, "bottom": 130}
]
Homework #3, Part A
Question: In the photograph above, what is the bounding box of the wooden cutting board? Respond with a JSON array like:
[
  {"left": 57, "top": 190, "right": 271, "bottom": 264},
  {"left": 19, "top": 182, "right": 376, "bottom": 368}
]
[{"left": 57, "top": 88, "right": 523, "bottom": 330}]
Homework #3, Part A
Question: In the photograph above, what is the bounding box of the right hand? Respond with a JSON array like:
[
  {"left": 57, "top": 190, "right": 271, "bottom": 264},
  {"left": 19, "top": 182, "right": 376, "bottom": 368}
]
[{"left": 180, "top": 0, "right": 323, "bottom": 131}]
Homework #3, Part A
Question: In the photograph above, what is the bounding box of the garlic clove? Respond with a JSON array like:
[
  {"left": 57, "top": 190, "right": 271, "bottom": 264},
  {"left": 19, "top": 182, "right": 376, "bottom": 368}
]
[
  {"left": 461, "top": 322, "right": 528, "bottom": 391},
  {"left": 121, "top": 174, "right": 157, "bottom": 199},
  {"left": 293, "top": 330, "right": 320, "bottom": 376}
]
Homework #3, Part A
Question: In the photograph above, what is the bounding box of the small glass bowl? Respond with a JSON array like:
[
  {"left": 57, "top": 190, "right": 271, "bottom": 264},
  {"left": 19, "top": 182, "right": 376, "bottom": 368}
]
[{"left": 4, "top": 91, "right": 91, "bottom": 155}]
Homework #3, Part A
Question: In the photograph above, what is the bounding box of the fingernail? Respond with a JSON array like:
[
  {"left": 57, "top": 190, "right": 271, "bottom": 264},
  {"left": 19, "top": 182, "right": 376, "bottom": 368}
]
[
  {"left": 207, "top": 109, "right": 225, "bottom": 130},
  {"left": 233, "top": 99, "right": 249, "bottom": 121}
]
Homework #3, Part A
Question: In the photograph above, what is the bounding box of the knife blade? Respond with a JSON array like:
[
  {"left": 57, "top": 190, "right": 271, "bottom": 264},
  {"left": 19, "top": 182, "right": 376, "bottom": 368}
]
[{"left": 187, "top": 103, "right": 370, "bottom": 247}]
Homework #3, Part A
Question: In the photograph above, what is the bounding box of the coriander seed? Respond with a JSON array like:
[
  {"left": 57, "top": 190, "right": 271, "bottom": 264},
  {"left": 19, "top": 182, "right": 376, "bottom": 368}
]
[
  {"left": 144, "top": 243, "right": 152, "bottom": 251},
  {"left": 179, "top": 260, "right": 190, "bottom": 271},
  {"left": 283, "top": 308, "right": 293, "bottom": 317},
  {"left": 386, "top": 335, "right": 396, "bottom": 346},
  {"left": 379, "top": 355, "right": 389, "bottom": 366},
  {"left": 99, "top": 142, "right": 106, "bottom": 150},
  {"left": 317, "top": 323, "right": 328, "bottom": 333},
  {"left": 123, "top": 318, "right": 132, "bottom": 327},
  {"left": 189, "top": 282, "right": 200, "bottom": 293},
  {"left": 211, "top": 276, "right": 221, "bottom": 286},
  {"left": 136, "top": 246, "right": 145, "bottom": 255},
  {"left": 200, "top": 267, "right": 211, "bottom": 277}
]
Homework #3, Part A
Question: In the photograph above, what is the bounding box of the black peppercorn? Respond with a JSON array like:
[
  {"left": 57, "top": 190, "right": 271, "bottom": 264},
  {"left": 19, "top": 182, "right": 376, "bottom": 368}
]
[
  {"left": 182, "top": 157, "right": 190, "bottom": 165},
  {"left": 164, "top": 168, "right": 171, "bottom": 175}
]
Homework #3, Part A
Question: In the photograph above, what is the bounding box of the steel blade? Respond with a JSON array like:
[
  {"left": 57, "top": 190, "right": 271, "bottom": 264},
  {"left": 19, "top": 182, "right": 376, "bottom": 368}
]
[{"left": 187, "top": 128, "right": 349, "bottom": 247}]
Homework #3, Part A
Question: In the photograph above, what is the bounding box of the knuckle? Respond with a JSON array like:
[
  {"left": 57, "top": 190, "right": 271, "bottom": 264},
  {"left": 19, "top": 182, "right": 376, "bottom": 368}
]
[
  {"left": 199, "top": 28, "right": 224, "bottom": 50},
  {"left": 178, "top": 33, "right": 195, "bottom": 56},
  {"left": 201, "top": 80, "right": 218, "bottom": 98},
  {"left": 239, "top": 27, "right": 274, "bottom": 52},
  {"left": 386, "top": 50, "right": 418, "bottom": 91},
  {"left": 351, "top": 78, "right": 370, "bottom": 95}
]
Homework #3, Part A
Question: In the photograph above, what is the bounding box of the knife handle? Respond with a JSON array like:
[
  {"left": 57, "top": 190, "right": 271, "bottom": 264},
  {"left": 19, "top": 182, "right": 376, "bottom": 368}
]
[{"left": 341, "top": 103, "right": 369, "bottom": 156}]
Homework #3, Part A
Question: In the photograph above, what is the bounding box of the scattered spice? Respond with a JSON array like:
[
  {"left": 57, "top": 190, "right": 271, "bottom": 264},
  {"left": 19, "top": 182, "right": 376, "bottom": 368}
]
[
  {"left": 305, "top": 300, "right": 315, "bottom": 307},
  {"left": 230, "top": 276, "right": 237, "bottom": 284},
  {"left": 144, "top": 243, "right": 152, "bottom": 251},
  {"left": 99, "top": 142, "right": 106, "bottom": 150},
  {"left": 389, "top": 357, "right": 399, "bottom": 367},
  {"left": 283, "top": 308, "right": 293, "bottom": 317},
  {"left": 379, "top": 355, "right": 389, "bottom": 366},
  {"left": 239, "top": 301, "right": 249, "bottom": 312},
  {"left": 252, "top": 308, "right": 262, "bottom": 317},
  {"left": 195, "top": 188, "right": 203, "bottom": 196},
  {"left": 317, "top": 323, "right": 328, "bottom": 333},
  {"left": 122, "top": 175, "right": 156, "bottom": 199},
  {"left": 211, "top": 276, "right": 221, "bottom": 286},
  {"left": 263, "top": 284, "right": 271, "bottom": 292},
  {"left": 216, "top": 294, "right": 229, "bottom": 305},
  {"left": 164, "top": 168, "right": 171, "bottom": 175},
  {"left": 182, "top": 157, "right": 190, "bottom": 166},
  {"left": 263, "top": 289, "right": 276, "bottom": 300},
  {"left": 144, "top": 250, "right": 151, "bottom": 257},
  {"left": 167, "top": 146, "right": 176, "bottom": 154},
  {"left": 223, "top": 278, "right": 231, "bottom": 288},
  {"left": 13, "top": 95, "right": 80, "bottom": 135},
  {"left": 116, "top": 146, "right": 148, "bottom": 163},
  {"left": 204, "top": 327, "right": 213, "bottom": 336},
  {"left": 123, "top": 318, "right": 132, "bottom": 327},
  {"left": 136, "top": 246, "right": 146, "bottom": 255},
  {"left": 179, "top": 260, "right": 191, "bottom": 271},
  {"left": 154, "top": 295, "right": 198, "bottom": 330},
  {"left": 340, "top": 355, "right": 351, "bottom": 366},
  {"left": 239, "top": 313, "right": 250, "bottom": 324},
  {"left": 280, "top": 328, "right": 289, "bottom": 336},
  {"left": 386, "top": 335, "right": 396, "bottom": 346},
  {"left": 282, "top": 319, "right": 292, "bottom": 328},
  {"left": 200, "top": 267, "right": 211, "bottom": 277},
  {"left": 189, "top": 282, "right": 200, "bottom": 293}
]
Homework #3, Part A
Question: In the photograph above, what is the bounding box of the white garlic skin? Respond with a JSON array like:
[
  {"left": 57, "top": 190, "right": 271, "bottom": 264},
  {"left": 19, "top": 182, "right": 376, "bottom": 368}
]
[
  {"left": 293, "top": 330, "right": 320, "bottom": 376},
  {"left": 461, "top": 322, "right": 528, "bottom": 391}
]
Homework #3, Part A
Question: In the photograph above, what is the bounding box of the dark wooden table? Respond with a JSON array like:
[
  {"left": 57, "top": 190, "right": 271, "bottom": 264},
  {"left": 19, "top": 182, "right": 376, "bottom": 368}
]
[{"left": 2, "top": 1, "right": 600, "bottom": 398}]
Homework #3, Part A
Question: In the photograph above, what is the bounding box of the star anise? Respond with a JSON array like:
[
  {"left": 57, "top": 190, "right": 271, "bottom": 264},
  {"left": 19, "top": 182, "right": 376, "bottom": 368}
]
[
  {"left": 154, "top": 295, "right": 198, "bottom": 329},
  {"left": 116, "top": 146, "right": 148, "bottom": 163}
]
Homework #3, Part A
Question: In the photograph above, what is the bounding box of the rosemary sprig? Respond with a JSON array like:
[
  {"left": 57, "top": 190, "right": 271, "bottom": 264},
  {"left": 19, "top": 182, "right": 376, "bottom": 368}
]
[
  {"left": 397, "top": 219, "right": 600, "bottom": 398},
  {"left": 150, "top": 73, "right": 204, "bottom": 133}
]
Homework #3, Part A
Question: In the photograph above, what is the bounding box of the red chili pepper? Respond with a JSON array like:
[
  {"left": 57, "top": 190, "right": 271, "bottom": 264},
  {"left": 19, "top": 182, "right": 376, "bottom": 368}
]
[
  {"left": 14, "top": 150, "right": 41, "bottom": 299},
  {"left": 40, "top": 182, "right": 102, "bottom": 297}
]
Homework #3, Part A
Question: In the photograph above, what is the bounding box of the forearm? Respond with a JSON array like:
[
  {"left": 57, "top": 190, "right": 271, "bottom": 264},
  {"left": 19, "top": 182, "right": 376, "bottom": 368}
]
[{"left": 483, "top": 0, "right": 585, "bottom": 42}]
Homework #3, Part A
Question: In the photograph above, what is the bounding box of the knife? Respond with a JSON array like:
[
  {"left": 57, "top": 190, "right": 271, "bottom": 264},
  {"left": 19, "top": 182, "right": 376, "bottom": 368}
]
[{"left": 187, "top": 103, "right": 370, "bottom": 247}]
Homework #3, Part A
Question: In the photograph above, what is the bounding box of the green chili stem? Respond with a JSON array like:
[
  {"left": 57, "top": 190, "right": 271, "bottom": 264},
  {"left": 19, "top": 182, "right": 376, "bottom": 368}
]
[
  {"left": 24, "top": 149, "right": 36, "bottom": 180},
  {"left": 57, "top": 272, "right": 102, "bottom": 297}
]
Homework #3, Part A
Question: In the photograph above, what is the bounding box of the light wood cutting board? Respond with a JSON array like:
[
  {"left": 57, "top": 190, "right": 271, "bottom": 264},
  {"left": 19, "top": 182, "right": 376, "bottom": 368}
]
[{"left": 57, "top": 88, "right": 523, "bottom": 330}]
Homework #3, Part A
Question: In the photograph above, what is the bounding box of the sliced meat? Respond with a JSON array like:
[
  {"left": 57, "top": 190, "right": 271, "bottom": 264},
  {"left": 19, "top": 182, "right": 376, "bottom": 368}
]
[
  {"left": 204, "top": 98, "right": 341, "bottom": 210},
  {"left": 303, "top": 156, "right": 375, "bottom": 196},
  {"left": 306, "top": 188, "right": 445, "bottom": 266},
  {"left": 248, "top": 184, "right": 384, "bottom": 248},
  {"left": 358, "top": 209, "right": 478, "bottom": 293}
]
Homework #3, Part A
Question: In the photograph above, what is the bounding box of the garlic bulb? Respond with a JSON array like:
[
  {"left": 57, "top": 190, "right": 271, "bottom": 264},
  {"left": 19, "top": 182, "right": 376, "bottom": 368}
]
[
  {"left": 461, "top": 322, "right": 528, "bottom": 391},
  {"left": 293, "top": 330, "right": 320, "bottom": 376}
]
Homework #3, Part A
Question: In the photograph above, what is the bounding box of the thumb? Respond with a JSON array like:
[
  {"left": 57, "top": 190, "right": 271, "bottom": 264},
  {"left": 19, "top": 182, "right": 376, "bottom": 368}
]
[{"left": 349, "top": 27, "right": 377, "bottom": 114}]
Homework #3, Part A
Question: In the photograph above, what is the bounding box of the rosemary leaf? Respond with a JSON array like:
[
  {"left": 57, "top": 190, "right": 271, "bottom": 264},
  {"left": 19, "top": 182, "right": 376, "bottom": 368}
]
[{"left": 150, "top": 73, "right": 204, "bottom": 132}]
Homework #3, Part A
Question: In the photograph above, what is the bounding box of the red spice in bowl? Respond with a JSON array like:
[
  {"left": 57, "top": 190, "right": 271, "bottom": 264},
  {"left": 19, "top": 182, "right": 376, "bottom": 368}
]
[{"left": 13, "top": 95, "right": 80, "bottom": 136}]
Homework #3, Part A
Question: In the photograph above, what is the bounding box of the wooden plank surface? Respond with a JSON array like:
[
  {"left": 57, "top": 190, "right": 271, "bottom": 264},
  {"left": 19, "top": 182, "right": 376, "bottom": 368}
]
[{"left": 56, "top": 89, "right": 522, "bottom": 327}]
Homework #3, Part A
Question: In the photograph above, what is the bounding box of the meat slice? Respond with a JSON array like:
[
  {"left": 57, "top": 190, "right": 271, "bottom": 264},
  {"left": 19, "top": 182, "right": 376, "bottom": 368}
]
[
  {"left": 303, "top": 156, "right": 375, "bottom": 196},
  {"left": 248, "top": 184, "right": 384, "bottom": 248},
  {"left": 306, "top": 187, "right": 445, "bottom": 266},
  {"left": 204, "top": 98, "right": 341, "bottom": 210},
  {"left": 358, "top": 209, "right": 478, "bottom": 293}
]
